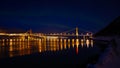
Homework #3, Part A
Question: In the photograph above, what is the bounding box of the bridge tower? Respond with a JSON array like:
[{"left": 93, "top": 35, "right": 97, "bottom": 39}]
[
  {"left": 76, "top": 27, "right": 78, "bottom": 37},
  {"left": 29, "top": 29, "right": 32, "bottom": 35},
  {"left": 26, "top": 29, "right": 32, "bottom": 40}
]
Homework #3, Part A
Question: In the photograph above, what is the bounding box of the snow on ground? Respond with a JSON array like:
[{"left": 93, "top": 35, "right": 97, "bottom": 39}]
[{"left": 87, "top": 36, "right": 120, "bottom": 68}]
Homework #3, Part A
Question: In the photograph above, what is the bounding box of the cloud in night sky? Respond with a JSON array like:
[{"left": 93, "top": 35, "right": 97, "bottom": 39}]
[{"left": 0, "top": 0, "right": 120, "bottom": 33}]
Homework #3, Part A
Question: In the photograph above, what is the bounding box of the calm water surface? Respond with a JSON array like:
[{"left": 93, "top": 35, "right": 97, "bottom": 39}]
[{"left": 0, "top": 38, "right": 102, "bottom": 67}]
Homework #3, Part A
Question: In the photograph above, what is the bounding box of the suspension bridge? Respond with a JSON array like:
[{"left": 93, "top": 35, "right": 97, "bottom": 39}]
[{"left": 0, "top": 27, "right": 93, "bottom": 41}]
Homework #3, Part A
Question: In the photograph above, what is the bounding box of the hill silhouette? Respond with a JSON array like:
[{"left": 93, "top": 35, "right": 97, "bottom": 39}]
[
  {"left": 0, "top": 28, "right": 26, "bottom": 33},
  {"left": 95, "top": 16, "right": 120, "bottom": 36}
]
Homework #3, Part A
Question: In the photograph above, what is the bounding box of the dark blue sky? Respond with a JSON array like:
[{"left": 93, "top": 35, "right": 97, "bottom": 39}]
[{"left": 0, "top": 0, "right": 120, "bottom": 33}]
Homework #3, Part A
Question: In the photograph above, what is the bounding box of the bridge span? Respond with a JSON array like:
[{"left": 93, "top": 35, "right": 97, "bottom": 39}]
[{"left": 0, "top": 27, "right": 93, "bottom": 41}]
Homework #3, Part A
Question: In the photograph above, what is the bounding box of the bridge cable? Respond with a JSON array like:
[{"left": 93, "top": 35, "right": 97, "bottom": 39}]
[{"left": 60, "top": 28, "right": 76, "bottom": 34}]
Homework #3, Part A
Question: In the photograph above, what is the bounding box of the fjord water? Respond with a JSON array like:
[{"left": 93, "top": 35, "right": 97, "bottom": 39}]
[{"left": 0, "top": 38, "right": 102, "bottom": 67}]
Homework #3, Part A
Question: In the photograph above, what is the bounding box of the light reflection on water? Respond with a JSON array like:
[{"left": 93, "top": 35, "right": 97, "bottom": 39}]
[{"left": 0, "top": 38, "right": 93, "bottom": 59}]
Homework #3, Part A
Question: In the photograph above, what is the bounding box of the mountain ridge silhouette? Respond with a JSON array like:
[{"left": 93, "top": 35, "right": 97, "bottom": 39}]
[{"left": 95, "top": 16, "right": 120, "bottom": 36}]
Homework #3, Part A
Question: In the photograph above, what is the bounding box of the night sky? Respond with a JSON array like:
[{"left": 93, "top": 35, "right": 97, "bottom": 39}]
[{"left": 0, "top": 0, "right": 120, "bottom": 33}]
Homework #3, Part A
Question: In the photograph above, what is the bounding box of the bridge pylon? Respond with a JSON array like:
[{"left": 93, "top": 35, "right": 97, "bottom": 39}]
[{"left": 76, "top": 27, "right": 78, "bottom": 37}]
